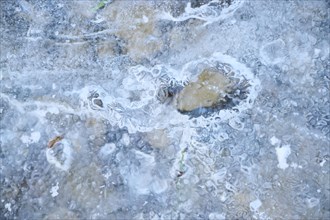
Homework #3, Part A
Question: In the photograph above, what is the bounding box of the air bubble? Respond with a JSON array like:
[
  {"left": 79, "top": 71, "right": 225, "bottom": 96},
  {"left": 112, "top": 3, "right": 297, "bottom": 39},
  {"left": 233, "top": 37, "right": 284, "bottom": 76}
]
[{"left": 228, "top": 117, "right": 244, "bottom": 130}]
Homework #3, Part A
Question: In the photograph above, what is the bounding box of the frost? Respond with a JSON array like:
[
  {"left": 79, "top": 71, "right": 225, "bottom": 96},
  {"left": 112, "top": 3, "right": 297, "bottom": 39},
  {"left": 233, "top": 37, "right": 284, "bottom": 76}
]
[
  {"left": 270, "top": 136, "right": 281, "bottom": 146},
  {"left": 160, "top": 0, "right": 245, "bottom": 26},
  {"left": 20, "top": 131, "right": 41, "bottom": 144},
  {"left": 250, "top": 199, "right": 262, "bottom": 212},
  {"left": 275, "top": 145, "right": 291, "bottom": 170},
  {"left": 5, "top": 203, "right": 12, "bottom": 212},
  {"left": 290, "top": 162, "right": 302, "bottom": 169},
  {"left": 99, "top": 143, "right": 116, "bottom": 156},
  {"left": 50, "top": 182, "right": 59, "bottom": 197}
]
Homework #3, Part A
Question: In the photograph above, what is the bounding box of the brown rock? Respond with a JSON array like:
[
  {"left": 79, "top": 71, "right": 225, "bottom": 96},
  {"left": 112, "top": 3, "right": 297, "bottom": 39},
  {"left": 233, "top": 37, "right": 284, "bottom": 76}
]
[
  {"left": 175, "top": 68, "right": 232, "bottom": 112},
  {"left": 101, "top": 1, "right": 163, "bottom": 62}
]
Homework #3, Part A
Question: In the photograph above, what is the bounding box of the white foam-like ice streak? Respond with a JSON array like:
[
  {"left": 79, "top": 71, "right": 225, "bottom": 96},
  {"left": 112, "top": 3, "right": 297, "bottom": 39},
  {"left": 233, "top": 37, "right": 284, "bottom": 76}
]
[
  {"left": 74, "top": 52, "right": 260, "bottom": 136},
  {"left": 0, "top": 93, "right": 88, "bottom": 124},
  {"left": 159, "top": 0, "right": 245, "bottom": 26},
  {"left": 2, "top": 52, "right": 260, "bottom": 136},
  {"left": 77, "top": 85, "right": 188, "bottom": 133},
  {"left": 129, "top": 64, "right": 189, "bottom": 85}
]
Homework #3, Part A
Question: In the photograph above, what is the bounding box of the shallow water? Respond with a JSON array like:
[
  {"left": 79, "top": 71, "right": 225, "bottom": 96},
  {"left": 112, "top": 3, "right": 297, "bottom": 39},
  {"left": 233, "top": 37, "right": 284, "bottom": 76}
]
[{"left": 1, "top": 0, "right": 329, "bottom": 219}]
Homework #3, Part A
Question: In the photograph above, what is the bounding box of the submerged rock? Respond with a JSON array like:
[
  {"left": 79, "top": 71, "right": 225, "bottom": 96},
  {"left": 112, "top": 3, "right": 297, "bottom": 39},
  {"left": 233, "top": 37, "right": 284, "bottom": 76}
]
[
  {"left": 101, "top": 1, "right": 164, "bottom": 62},
  {"left": 175, "top": 68, "right": 232, "bottom": 112}
]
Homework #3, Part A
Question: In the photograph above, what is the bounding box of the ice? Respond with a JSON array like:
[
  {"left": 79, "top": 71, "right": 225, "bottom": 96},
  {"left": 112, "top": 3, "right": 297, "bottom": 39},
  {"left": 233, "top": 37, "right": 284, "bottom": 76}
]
[
  {"left": 45, "top": 139, "right": 73, "bottom": 172},
  {"left": 306, "top": 197, "right": 320, "bottom": 209},
  {"left": 99, "top": 143, "right": 116, "bottom": 156},
  {"left": 209, "top": 212, "right": 226, "bottom": 220},
  {"left": 270, "top": 136, "right": 281, "bottom": 146},
  {"left": 120, "top": 133, "right": 130, "bottom": 146},
  {"left": 260, "top": 39, "right": 287, "bottom": 65},
  {"left": 228, "top": 117, "right": 245, "bottom": 130},
  {"left": 217, "top": 132, "right": 229, "bottom": 142},
  {"left": 122, "top": 150, "right": 169, "bottom": 195},
  {"left": 1, "top": 0, "right": 329, "bottom": 219}
]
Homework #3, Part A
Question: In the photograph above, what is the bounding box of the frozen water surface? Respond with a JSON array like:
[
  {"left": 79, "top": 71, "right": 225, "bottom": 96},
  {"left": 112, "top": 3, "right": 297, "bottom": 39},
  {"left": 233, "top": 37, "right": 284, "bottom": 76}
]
[{"left": 0, "top": 0, "right": 329, "bottom": 219}]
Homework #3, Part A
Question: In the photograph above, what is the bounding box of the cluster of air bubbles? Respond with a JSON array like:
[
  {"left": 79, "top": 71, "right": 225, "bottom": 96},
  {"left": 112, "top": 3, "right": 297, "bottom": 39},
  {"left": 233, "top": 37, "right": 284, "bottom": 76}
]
[
  {"left": 306, "top": 106, "right": 330, "bottom": 136},
  {"left": 88, "top": 91, "right": 104, "bottom": 110}
]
